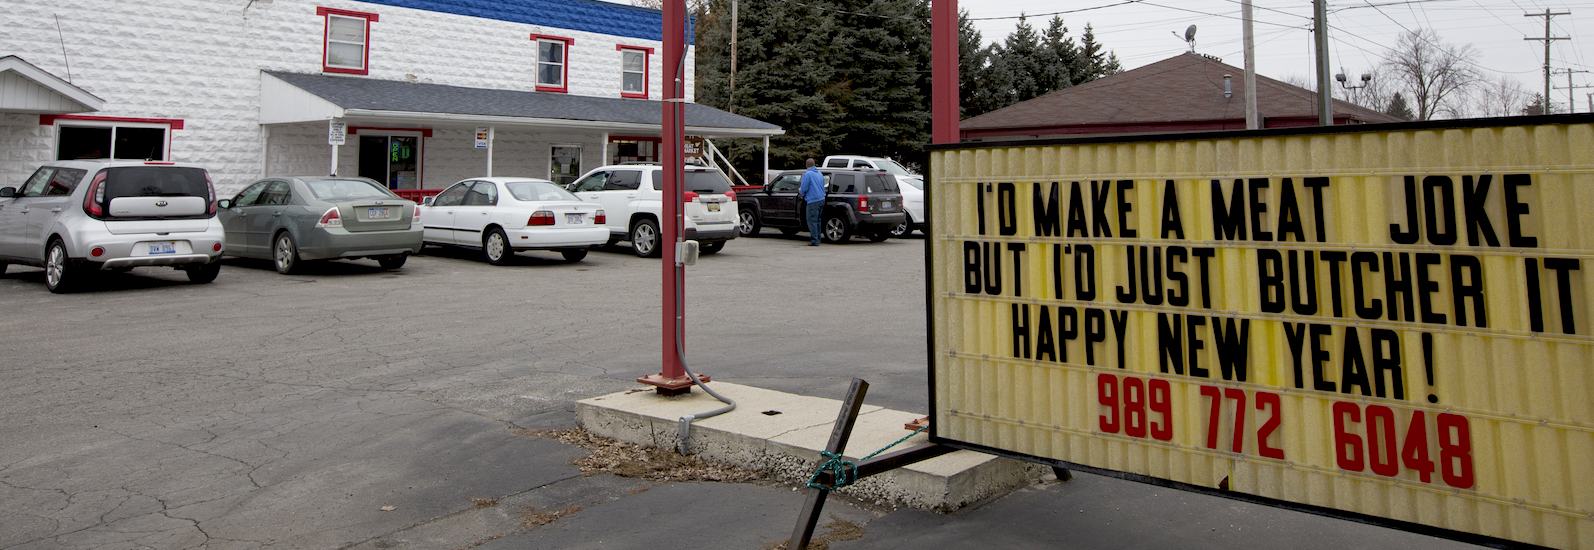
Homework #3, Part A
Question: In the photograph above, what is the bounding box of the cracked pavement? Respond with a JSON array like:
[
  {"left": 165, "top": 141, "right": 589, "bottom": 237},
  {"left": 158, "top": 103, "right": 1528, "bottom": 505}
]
[{"left": 0, "top": 234, "right": 1474, "bottom": 549}]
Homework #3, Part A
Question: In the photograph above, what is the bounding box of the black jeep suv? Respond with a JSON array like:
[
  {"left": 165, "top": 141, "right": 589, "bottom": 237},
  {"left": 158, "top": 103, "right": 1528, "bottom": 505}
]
[{"left": 736, "top": 168, "right": 906, "bottom": 243}]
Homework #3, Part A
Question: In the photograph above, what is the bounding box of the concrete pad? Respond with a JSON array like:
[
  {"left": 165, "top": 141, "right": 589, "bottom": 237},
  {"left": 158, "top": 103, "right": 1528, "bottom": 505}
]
[{"left": 577, "top": 383, "right": 1043, "bottom": 512}]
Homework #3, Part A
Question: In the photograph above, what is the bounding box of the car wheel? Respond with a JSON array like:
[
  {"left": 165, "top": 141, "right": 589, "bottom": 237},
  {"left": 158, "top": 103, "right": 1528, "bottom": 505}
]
[
  {"left": 44, "top": 239, "right": 81, "bottom": 294},
  {"left": 483, "top": 228, "right": 512, "bottom": 265},
  {"left": 186, "top": 262, "right": 221, "bottom": 284},
  {"left": 699, "top": 240, "right": 726, "bottom": 254},
  {"left": 274, "top": 232, "right": 302, "bottom": 274},
  {"left": 0, "top": 260, "right": 7, "bottom": 275},
  {"left": 561, "top": 248, "right": 589, "bottom": 262},
  {"left": 779, "top": 227, "right": 799, "bottom": 237},
  {"left": 889, "top": 219, "right": 911, "bottom": 238},
  {"left": 822, "top": 215, "right": 851, "bottom": 243},
  {"left": 377, "top": 254, "right": 408, "bottom": 270},
  {"left": 737, "top": 209, "right": 760, "bottom": 237},
  {"left": 631, "top": 219, "right": 661, "bottom": 258},
  {"left": 868, "top": 229, "right": 891, "bottom": 242}
]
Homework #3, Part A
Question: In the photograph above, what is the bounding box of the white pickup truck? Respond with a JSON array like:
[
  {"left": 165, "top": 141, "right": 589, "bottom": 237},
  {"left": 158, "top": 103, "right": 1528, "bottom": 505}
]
[{"left": 821, "top": 155, "right": 924, "bottom": 237}]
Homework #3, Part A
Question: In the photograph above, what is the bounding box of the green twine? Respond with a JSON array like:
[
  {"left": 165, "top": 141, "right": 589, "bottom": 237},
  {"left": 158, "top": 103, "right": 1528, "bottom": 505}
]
[{"left": 805, "top": 425, "right": 929, "bottom": 491}]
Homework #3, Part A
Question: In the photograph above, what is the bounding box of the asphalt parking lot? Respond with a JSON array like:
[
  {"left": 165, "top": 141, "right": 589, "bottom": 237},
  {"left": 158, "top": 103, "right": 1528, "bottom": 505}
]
[{"left": 0, "top": 231, "right": 1474, "bottom": 549}]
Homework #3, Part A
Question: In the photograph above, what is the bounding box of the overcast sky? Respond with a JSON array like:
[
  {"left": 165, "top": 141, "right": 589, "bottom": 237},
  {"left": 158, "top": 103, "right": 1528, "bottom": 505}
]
[{"left": 959, "top": 0, "right": 1594, "bottom": 111}]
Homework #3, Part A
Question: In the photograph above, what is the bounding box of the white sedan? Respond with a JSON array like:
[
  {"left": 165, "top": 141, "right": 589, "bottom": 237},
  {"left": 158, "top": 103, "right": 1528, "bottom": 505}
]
[{"left": 419, "top": 178, "right": 608, "bottom": 264}]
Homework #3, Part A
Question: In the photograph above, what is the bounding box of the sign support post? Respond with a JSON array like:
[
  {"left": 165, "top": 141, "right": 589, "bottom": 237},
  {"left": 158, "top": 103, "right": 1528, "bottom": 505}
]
[
  {"left": 328, "top": 118, "right": 346, "bottom": 176},
  {"left": 639, "top": 0, "right": 697, "bottom": 393}
]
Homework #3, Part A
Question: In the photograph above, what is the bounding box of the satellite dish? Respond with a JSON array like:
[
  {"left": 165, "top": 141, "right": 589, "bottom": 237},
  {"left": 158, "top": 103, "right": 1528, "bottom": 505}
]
[{"left": 1184, "top": 25, "right": 1197, "bottom": 42}]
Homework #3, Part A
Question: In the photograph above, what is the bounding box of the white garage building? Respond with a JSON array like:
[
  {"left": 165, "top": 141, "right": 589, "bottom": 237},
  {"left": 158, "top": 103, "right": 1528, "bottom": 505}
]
[{"left": 1, "top": 0, "right": 780, "bottom": 195}]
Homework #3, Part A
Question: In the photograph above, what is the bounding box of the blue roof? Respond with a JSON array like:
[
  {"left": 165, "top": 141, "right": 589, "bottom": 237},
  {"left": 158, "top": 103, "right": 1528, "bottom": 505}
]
[{"left": 362, "top": 0, "right": 694, "bottom": 44}]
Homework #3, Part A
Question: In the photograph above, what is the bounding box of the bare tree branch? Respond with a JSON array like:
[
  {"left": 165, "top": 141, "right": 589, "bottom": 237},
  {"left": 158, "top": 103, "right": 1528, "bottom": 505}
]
[{"left": 1379, "top": 29, "right": 1480, "bottom": 120}]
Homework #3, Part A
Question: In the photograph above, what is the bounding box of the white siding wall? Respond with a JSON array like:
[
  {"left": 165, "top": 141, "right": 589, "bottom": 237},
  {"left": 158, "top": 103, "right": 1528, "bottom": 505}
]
[
  {"left": 0, "top": 0, "right": 689, "bottom": 195},
  {"left": 0, "top": 114, "right": 54, "bottom": 187}
]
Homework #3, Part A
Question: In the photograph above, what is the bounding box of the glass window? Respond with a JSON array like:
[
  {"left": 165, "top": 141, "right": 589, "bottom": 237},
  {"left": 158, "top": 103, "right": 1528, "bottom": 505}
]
[
  {"left": 621, "top": 49, "right": 645, "bottom": 96},
  {"left": 102, "top": 167, "right": 210, "bottom": 201},
  {"left": 304, "top": 178, "right": 396, "bottom": 200},
  {"left": 828, "top": 173, "right": 856, "bottom": 193},
  {"left": 506, "top": 181, "right": 578, "bottom": 202},
  {"left": 19, "top": 167, "right": 55, "bottom": 197},
  {"left": 825, "top": 158, "right": 849, "bottom": 168},
  {"left": 864, "top": 175, "right": 897, "bottom": 193},
  {"left": 874, "top": 159, "right": 913, "bottom": 176},
  {"left": 326, "top": 15, "right": 367, "bottom": 70},
  {"left": 538, "top": 40, "right": 566, "bottom": 89},
  {"left": 260, "top": 181, "right": 293, "bottom": 205},
  {"left": 550, "top": 145, "right": 582, "bottom": 186},
  {"left": 57, "top": 125, "right": 167, "bottom": 161},
  {"left": 684, "top": 170, "right": 732, "bottom": 193},
  {"left": 463, "top": 181, "right": 498, "bottom": 206},
  {"left": 570, "top": 171, "right": 609, "bottom": 192},
  {"left": 770, "top": 174, "right": 802, "bottom": 193},
  {"left": 233, "top": 181, "right": 269, "bottom": 207},
  {"left": 605, "top": 170, "right": 642, "bottom": 190},
  {"left": 45, "top": 169, "right": 86, "bottom": 196},
  {"left": 432, "top": 182, "right": 471, "bottom": 207}
]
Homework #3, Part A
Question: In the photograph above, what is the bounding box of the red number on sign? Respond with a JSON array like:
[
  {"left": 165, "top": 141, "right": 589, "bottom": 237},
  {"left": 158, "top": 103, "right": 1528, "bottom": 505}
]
[
  {"left": 1201, "top": 385, "right": 1223, "bottom": 450},
  {"left": 1437, "top": 413, "right": 1475, "bottom": 489},
  {"left": 1400, "top": 411, "right": 1434, "bottom": 483},
  {"left": 1254, "top": 391, "right": 1284, "bottom": 459},
  {"left": 1148, "top": 379, "right": 1173, "bottom": 441},
  {"left": 1098, "top": 374, "right": 1120, "bottom": 434},
  {"left": 1332, "top": 401, "right": 1365, "bottom": 471},
  {"left": 1123, "top": 377, "right": 1147, "bottom": 438},
  {"left": 1365, "top": 405, "right": 1399, "bottom": 477},
  {"left": 1223, "top": 388, "right": 1247, "bottom": 453}
]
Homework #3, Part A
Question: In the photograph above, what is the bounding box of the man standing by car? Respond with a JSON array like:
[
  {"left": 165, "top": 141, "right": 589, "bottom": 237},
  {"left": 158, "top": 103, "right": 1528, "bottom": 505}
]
[{"left": 799, "top": 158, "right": 825, "bottom": 246}]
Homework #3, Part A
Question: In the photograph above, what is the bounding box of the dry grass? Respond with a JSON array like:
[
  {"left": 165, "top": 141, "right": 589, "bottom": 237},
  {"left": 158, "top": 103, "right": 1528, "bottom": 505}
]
[
  {"left": 469, "top": 496, "right": 499, "bottom": 507},
  {"left": 762, "top": 518, "right": 867, "bottom": 550},
  {"left": 517, "top": 428, "right": 767, "bottom": 483},
  {"left": 519, "top": 504, "right": 583, "bottom": 528}
]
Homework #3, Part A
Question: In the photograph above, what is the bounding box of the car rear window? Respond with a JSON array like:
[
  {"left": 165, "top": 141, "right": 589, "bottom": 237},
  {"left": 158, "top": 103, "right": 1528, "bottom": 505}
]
[
  {"left": 102, "top": 166, "right": 210, "bottom": 200},
  {"left": 506, "top": 181, "right": 578, "bottom": 202},
  {"left": 649, "top": 170, "right": 733, "bottom": 194},
  {"left": 864, "top": 175, "right": 898, "bottom": 193},
  {"left": 305, "top": 179, "right": 399, "bottom": 200}
]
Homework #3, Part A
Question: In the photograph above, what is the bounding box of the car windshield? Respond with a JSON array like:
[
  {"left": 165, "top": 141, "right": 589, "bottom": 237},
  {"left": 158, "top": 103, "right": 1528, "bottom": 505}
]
[
  {"left": 899, "top": 178, "right": 923, "bottom": 190},
  {"left": 506, "top": 181, "right": 578, "bottom": 202},
  {"left": 874, "top": 160, "right": 914, "bottom": 176},
  {"left": 102, "top": 166, "right": 210, "bottom": 200},
  {"left": 304, "top": 179, "right": 398, "bottom": 200}
]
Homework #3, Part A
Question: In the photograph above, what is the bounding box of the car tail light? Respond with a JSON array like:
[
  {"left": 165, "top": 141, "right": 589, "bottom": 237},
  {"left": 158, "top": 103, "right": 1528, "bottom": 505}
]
[
  {"left": 683, "top": 191, "right": 699, "bottom": 202},
  {"left": 315, "top": 207, "right": 342, "bottom": 228},
  {"left": 726, "top": 189, "right": 737, "bottom": 202},
  {"left": 528, "top": 210, "right": 555, "bottom": 226},
  {"left": 90, "top": 247, "right": 105, "bottom": 258},
  {"left": 82, "top": 172, "right": 107, "bottom": 218},
  {"left": 205, "top": 174, "right": 218, "bottom": 216},
  {"left": 858, "top": 196, "right": 868, "bottom": 212},
  {"left": 213, "top": 242, "right": 223, "bottom": 252},
  {"left": 414, "top": 205, "right": 422, "bottom": 218},
  {"left": 595, "top": 209, "right": 606, "bottom": 224}
]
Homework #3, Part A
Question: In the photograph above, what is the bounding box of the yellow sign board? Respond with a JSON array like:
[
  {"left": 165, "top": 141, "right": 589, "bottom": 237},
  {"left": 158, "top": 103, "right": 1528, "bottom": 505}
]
[{"left": 928, "top": 121, "right": 1594, "bottom": 548}]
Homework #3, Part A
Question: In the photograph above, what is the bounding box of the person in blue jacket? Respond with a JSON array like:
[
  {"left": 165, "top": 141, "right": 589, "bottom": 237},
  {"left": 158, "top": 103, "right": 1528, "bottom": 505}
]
[{"left": 799, "top": 158, "right": 826, "bottom": 246}]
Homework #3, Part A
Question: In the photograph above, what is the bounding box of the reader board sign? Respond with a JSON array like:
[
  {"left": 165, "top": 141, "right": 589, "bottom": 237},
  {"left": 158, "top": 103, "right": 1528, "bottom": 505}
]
[{"left": 926, "top": 118, "right": 1594, "bottom": 548}]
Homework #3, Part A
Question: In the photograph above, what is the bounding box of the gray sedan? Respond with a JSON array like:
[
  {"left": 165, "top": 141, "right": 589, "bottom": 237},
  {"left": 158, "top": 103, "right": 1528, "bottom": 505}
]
[{"left": 217, "top": 176, "right": 423, "bottom": 274}]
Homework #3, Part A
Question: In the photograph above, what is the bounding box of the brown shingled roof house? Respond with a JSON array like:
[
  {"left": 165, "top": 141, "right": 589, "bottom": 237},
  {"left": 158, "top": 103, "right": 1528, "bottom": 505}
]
[{"left": 960, "top": 53, "right": 1402, "bottom": 141}]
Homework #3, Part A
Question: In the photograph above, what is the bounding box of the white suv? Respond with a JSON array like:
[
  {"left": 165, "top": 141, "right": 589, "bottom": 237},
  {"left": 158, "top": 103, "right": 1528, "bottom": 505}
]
[
  {"left": 0, "top": 160, "right": 225, "bottom": 293},
  {"left": 568, "top": 164, "right": 738, "bottom": 257}
]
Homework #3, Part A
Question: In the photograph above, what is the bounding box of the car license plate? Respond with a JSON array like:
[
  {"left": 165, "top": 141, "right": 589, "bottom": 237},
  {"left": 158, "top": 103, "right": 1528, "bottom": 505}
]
[
  {"left": 149, "top": 242, "right": 176, "bottom": 255},
  {"left": 566, "top": 214, "right": 584, "bottom": 224},
  {"left": 883, "top": 201, "right": 893, "bottom": 209},
  {"left": 708, "top": 203, "right": 721, "bottom": 212},
  {"left": 367, "top": 207, "right": 390, "bottom": 219}
]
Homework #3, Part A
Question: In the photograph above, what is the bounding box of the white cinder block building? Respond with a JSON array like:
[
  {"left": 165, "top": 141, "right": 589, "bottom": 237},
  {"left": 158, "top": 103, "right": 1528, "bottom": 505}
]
[{"left": 1, "top": 0, "right": 781, "bottom": 195}]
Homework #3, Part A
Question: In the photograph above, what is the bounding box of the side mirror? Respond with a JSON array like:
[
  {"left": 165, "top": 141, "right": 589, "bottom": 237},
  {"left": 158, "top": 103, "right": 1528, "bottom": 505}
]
[
  {"left": 422, "top": 196, "right": 434, "bottom": 206},
  {"left": 0, "top": 187, "right": 13, "bottom": 198},
  {"left": 216, "top": 199, "right": 233, "bottom": 209}
]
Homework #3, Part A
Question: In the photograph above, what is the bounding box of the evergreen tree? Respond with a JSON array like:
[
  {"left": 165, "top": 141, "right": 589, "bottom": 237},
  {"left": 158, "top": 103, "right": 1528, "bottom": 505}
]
[
  {"left": 1001, "top": 15, "right": 1046, "bottom": 103},
  {"left": 1384, "top": 92, "right": 1415, "bottom": 121},
  {"left": 1074, "top": 24, "right": 1121, "bottom": 83},
  {"left": 1040, "top": 16, "right": 1080, "bottom": 92},
  {"left": 1522, "top": 93, "right": 1552, "bottom": 115},
  {"left": 958, "top": 9, "right": 1002, "bottom": 118}
]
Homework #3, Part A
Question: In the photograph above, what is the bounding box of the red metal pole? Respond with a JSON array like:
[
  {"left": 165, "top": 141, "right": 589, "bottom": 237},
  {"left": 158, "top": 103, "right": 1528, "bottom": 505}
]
[
  {"left": 931, "top": 0, "right": 959, "bottom": 144},
  {"left": 643, "top": 0, "right": 690, "bottom": 391}
]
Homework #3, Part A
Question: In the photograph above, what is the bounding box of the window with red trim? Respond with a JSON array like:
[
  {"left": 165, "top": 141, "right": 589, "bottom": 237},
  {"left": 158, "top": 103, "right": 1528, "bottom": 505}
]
[
  {"left": 318, "top": 7, "right": 378, "bottom": 75},
  {"left": 617, "top": 45, "right": 652, "bottom": 99},
  {"left": 531, "top": 34, "right": 574, "bottom": 93}
]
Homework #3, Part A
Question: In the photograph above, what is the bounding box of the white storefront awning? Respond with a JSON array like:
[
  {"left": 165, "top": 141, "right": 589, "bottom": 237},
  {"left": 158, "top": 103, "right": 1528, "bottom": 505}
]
[
  {"left": 260, "top": 71, "right": 783, "bottom": 139},
  {"left": 0, "top": 56, "right": 104, "bottom": 114}
]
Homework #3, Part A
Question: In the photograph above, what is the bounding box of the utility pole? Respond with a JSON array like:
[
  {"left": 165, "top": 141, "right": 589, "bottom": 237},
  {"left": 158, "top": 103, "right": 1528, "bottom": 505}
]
[
  {"left": 1553, "top": 68, "right": 1590, "bottom": 113},
  {"left": 1314, "top": 0, "right": 1331, "bottom": 125},
  {"left": 1242, "top": 0, "right": 1258, "bottom": 129},
  {"left": 729, "top": 0, "right": 737, "bottom": 114},
  {"left": 1526, "top": 10, "right": 1570, "bottom": 114}
]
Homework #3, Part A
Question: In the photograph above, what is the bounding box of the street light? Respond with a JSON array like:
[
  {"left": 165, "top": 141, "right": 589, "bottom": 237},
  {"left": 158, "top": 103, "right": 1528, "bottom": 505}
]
[{"left": 1335, "top": 71, "right": 1371, "bottom": 90}]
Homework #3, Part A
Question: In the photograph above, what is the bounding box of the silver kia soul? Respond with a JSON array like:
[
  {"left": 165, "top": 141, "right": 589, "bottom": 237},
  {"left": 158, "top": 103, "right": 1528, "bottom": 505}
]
[{"left": 0, "top": 160, "right": 226, "bottom": 293}]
